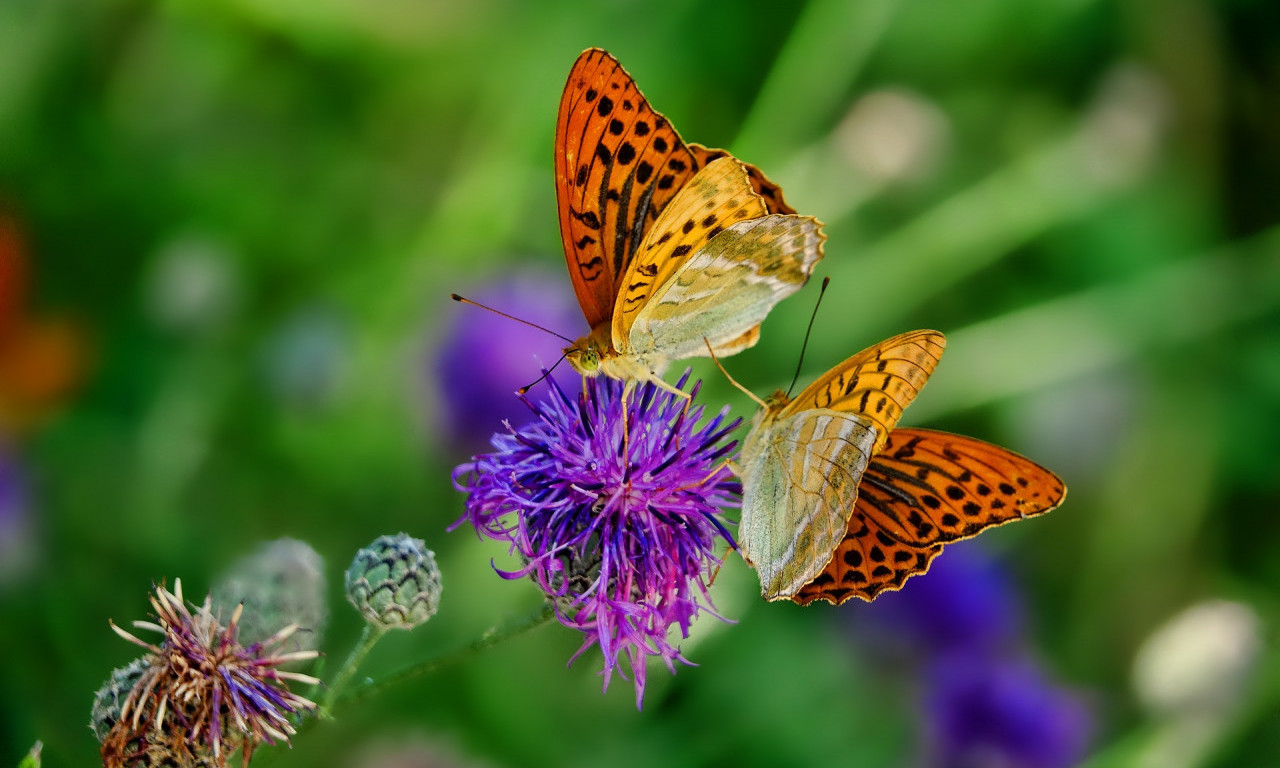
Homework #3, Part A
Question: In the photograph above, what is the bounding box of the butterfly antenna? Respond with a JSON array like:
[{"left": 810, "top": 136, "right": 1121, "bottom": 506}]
[
  {"left": 704, "top": 338, "right": 767, "bottom": 409},
  {"left": 517, "top": 351, "right": 570, "bottom": 395},
  {"left": 450, "top": 294, "right": 575, "bottom": 343},
  {"left": 786, "top": 276, "right": 830, "bottom": 398}
]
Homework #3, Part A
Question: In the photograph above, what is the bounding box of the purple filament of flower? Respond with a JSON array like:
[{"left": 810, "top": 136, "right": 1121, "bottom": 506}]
[
  {"left": 453, "top": 372, "right": 740, "bottom": 706},
  {"left": 223, "top": 666, "right": 290, "bottom": 734}
]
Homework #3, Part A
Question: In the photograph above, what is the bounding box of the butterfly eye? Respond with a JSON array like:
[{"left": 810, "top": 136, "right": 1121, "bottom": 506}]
[{"left": 566, "top": 344, "right": 600, "bottom": 373}]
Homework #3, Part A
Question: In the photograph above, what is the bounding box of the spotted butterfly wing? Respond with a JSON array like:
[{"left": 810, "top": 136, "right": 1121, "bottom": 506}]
[
  {"left": 738, "top": 331, "right": 946, "bottom": 600},
  {"left": 791, "top": 428, "right": 1066, "bottom": 605},
  {"left": 848, "top": 427, "right": 1066, "bottom": 547},
  {"left": 687, "top": 145, "right": 795, "bottom": 215},
  {"left": 555, "top": 49, "right": 699, "bottom": 330},
  {"left": 612, "top": 157, "right": 769, "bottom": 333},
  {"left": 778, "top": 330, "right": 946, "bottom": 453},
  {"left": 610, "top": 157, "right": 824, "bottom": 368},
  {"left": 555, "top": 49, "right": 795, "bottom": 333}
]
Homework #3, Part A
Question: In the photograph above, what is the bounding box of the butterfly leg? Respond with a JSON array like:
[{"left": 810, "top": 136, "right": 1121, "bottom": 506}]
[
  {"left": 643, "top": 372, "right": 693, "bottom": 403},
  {"left": 703, "top": 337, "right": 768, "bottom": 408},
  {"left": 620, "top": 378, "right": 635, "bottom": 458},
  {"left": 673, "top": 457, "right": 739, "bottom": 497},
  {"left": 667, "top": 460, "right": 742, "bottom": 587},
  {"left": 638, "top": 372, "right": 693, "bottom": 448},
  {"left": 708, "top": 551, "right": 730, "bottom": 586},
  {"left": 672, "top": 456, "right": 744, "bottom": 582},
  {"left": 617, "top": 373, "right": 692, "bottom": 445}
]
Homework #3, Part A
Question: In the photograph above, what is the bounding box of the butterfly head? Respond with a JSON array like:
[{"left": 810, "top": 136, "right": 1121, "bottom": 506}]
[
  {"left": 565, "top": 325, "right": 614, "bottom": 376},
  {"left": 742, "top": 390, "right": 793, "bottom": 454},
  {"left": 763, "top": 390, "right": 791, "bottom": 413},
  {"left": 746, "top": 391, "right": 791, "bottom": 428},
  {"left": 565, "top": 341, "right": 601, "bottom": 375}
]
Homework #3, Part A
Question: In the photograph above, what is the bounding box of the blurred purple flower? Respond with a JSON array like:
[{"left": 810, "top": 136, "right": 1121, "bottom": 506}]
[
  {"left": 0, "top": 443, "right": 34, "bottom": 584},
  {"left": 859, "top": 543, "right": 1022, "bottom": 657},
  {"left": 452, "top": 373, "right": 740, "bottom": 707},
  {"left": 924, "top": 653, "right": 1093, "bottom": 768},
  {"left": 847, "top": 543, "right": 1094, "bottom": 765},
  {"left": 434, "top": 271, "right": 585, "bottom": 452}
]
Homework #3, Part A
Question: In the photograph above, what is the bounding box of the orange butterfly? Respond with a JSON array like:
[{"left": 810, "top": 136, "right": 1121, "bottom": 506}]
[
  {"left": 735, "top": 330, "right": 1066, "bottom": 604},
  {"left": 554, "top": 49, "right": 823, "bottom": 395}
]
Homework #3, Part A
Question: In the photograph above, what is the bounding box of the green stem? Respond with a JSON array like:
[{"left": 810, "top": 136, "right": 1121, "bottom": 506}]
[
  {"left": 334, "top": 601, "right": 555, "bottom": 711},
  {"left": 320, "top": 623, "right": 386, "bottom": 715},
  {"left": 267, "top": 603, "right": 556, "bottom": 764}
]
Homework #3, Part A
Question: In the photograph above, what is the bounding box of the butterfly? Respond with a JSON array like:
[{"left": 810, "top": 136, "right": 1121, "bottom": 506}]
[
  {"left": 735, "top": 330, "right": 1065, "bottom": 604},
  {"left": 555, "top": 49, "right": 824, "bottom": 396}
]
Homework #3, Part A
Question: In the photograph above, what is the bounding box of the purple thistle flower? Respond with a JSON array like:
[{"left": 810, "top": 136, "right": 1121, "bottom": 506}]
[
  {"left": 924, "top": 652, "right": 1093, "bottom": 768},
  {"left": 103, "top": 580, "right": 320, "bottom": 767},
  {"left": 433, "top": 272, "right": 585, "bottom": 452},
  {"left": 452, "top": 372, "right": 740, "bottom": 707}
]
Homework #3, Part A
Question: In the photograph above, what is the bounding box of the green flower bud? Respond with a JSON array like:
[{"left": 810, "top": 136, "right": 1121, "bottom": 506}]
[
  {"left": 212, "top": 538, "right": 327, "bottom": 655},
  {"left": 89, "top": 657, "right": 152, "bottom": 743},
  {"left": 345, "top": 533, "right": 441, "bottom": 630}
]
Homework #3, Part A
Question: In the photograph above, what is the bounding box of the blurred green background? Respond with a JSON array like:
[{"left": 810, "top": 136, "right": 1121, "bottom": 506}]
[{"left": 2, "top": 0, "right": 1278, "bottom": 766}]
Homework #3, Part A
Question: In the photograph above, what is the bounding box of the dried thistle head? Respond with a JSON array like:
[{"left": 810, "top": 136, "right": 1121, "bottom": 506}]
[
  {"left": 100, "top": 580, "right": 319, "bottom": 768},
  {"left": 212, "top": 538, "right": 327, "bottom": 657}
]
